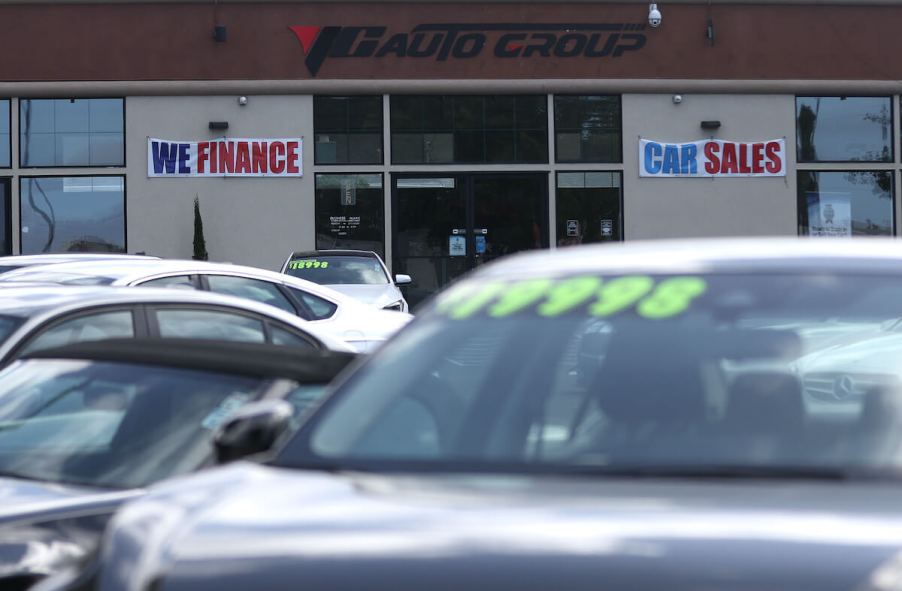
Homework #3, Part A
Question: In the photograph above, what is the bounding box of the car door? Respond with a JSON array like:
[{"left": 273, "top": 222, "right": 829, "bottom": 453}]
[
  {"left": 146, "top": 304, "right": 321, "bottom": 349},
  {"left": 10, "top": 306, "right": 146, "bottom": 360}
]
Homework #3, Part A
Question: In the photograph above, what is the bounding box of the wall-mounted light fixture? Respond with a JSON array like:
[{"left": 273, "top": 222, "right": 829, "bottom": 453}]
[
  {"left": 700, "top": 120, "right": 722, "bottom": 131},
  {"left": 213, "top": 25, "right": 227, "bottom": 42},
  {"left": 209, "top": 121, "right": 229, "bottom": 131}
]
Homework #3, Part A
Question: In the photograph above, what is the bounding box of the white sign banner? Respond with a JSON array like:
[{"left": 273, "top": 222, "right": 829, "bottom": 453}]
[
  {"left": 806, "top": 191, "right": 852, "bottom": 237},
  {"left": 639, "top": 139, "right": 786, "bottom": 178},
  {"left": 148, "top": 138, "right": 303, "bottom": 178}
]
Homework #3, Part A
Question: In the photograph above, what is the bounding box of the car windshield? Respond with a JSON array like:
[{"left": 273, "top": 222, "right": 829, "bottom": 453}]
[
  {"left": 0, "top": 359, "right": 275, "bottom": 489},
  {"left": 285, "top": 256, "right": 389, "bottom": 285},
  {"left": 278, "top": 272, "right": 902, "bottom": 476}
]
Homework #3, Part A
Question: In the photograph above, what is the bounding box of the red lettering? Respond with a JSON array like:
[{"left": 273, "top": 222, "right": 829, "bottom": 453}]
[
  {"left": 751, "top": 143, "right": 765, "bottom": 174},
  {"left": 235, "top": 142, "right": 252, "bottom": 174},
  {"left": 737, "top": 143, "right": 752, "bottom": 174},
  {"left": 286, "top": 141, "right": 300, "bottom": 174},
  {"left": 197, "top": 142, "right": 209, "bottom": 174},
  {"left": 703, "top": 142, "right": 720, "bottom": 175},
  {"left": 218, "top": 141, "right": 234, "bottom": 174},
  {"left": 252, "top": 142, "right": 268, "bottom": 174},
  {"left": 765, "top": 142, "right": 782, "bottom": 174},
  {"left": 721, "top": 143, "right": 738, "bottom": 174},
  {"left": 210, "top": 142, "right": 218, "bottom": 174},
  {"left": 269, "top": 142, "right": 286, "bottom": 174}
]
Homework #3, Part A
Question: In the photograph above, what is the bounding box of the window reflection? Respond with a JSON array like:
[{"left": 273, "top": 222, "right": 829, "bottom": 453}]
[
  {"left": 315, "top": 174, "right": 385, "bottom": 257},
  {"left": 314, "top": 96, "right": 383, "bottom": 165},
  {"left": 798, "top": 171, "right": 894, "bottom": 236},
  {"left": 20, "top": 99, "right": 124, "bottom": 167},
  {"left": 554, "top": 96, "right": 621, "bottom": 163},
  {"left": 796, "top": 97, "right": 892, "bottom": 163}
]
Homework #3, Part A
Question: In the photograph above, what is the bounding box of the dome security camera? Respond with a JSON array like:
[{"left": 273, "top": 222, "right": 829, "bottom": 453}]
[
  {"left": 648, "top": 3, "right": 662, "bottom": 27},
  {"left": 237, "top": 96, "right": 248, "bottom": 106}
]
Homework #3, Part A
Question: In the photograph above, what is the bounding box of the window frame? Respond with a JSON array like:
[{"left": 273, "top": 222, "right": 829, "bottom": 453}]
[
  {"left": 313, "top": 172, "right": 386, "bottom": 259},
  {"left": 552, "top": 94, "right": 624, "bottom": 164},
  {"left": 795, "top": 169, "right": 897, "bottom": 237},
  {"left": 18, "top": 173, "right": 128, "bottom": 255},
  {"left": 794, "top": 95, "right": 895, "bottom": 164},
  {"left": 313, "top": 95, "right": 385, "bottom": 166},
  {"left": 0, "top": 98, "right": 11, "bottom": 169},
  {"left": 18, "top": 97, "right": 126, "bottom": 169},
  {"left": 554, "top": 170, "right": 625, "bottom": 244}
]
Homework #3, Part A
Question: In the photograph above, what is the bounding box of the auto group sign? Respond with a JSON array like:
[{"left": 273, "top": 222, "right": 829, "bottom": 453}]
[
  {"left": 640, "top": 139, "right": 786, "bottom": 178},
  {"left": 148, "top": 138, "right": 303, "bottom": 178}
]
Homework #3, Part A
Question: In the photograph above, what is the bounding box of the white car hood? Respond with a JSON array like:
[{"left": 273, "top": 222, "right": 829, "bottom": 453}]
[{"left": 325, "top": 284, "right": 403, "bottom": 309}]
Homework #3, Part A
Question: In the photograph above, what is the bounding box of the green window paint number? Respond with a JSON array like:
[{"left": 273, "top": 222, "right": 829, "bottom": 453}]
[
  {"left": 290, "top": 261, "right": 329, "bottom": 270},
  {"left": 636, "top": 277, "right": 707, "bottom": 319}
]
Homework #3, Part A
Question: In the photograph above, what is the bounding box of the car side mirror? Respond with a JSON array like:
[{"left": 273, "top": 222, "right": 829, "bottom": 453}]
[
  {"left": 395, "top": 274, "right": 412, "bottom": 286},
  {"left": 214, "top": 399, "right": 294, "bottom": 464}
]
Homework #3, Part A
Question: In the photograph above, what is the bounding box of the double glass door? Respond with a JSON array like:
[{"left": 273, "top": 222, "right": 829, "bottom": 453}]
[{"left": 393, "top": 173, "right": 548, "bottom": 308}]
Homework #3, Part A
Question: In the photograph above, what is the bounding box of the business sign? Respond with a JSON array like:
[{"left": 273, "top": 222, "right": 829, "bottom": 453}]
[
  {"left": 289, "top": 23, "right": 648, "bottom": 77},
  {"left": 639, "top": 139, "right": 786, "bottom": 178},
  {"left": 148, "top": 138, "right": 303, "bottom": 178},
  {"left": 806, "top": 192, "right": 852, "bottom": 237}
]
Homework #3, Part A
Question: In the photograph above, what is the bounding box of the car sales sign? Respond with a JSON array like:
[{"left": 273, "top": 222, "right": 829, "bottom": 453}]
[
  {"left": 639, "top": 139, "right": 785, "bottom": 178},
  {"left": 148, "top": 138, "right": 303, "bottom": 178}
]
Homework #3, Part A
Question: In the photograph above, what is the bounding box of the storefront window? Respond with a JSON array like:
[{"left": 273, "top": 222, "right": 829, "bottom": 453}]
[
  {"left": 798, "top": 171, "right": 894, "bottom": 236},
  {"left": 314, "top": 96, "right": 383, "bottom": 165},
  {"left": 20, "top": 99, "right": 124, "bottom": 167},
  {"left": 20, "top": 176, "right": 126, "bottom": 253},
  {"left": 315, "top": 174, "right": 385, "bottom": 258},
  {"left": 796, "top": 97, "right": 892, "bottom": 163},
  {"left": 0, "top": 100, "right": 10, "bottom": 168},
  {"left": 556, "top": 172, "right": 622, "bottom": 245},
  {"left": 391, "top": 96, "right": 547, "bottom": 164},
  {"left": 554, "top": 96, "right": 621, "bottom": 163}
]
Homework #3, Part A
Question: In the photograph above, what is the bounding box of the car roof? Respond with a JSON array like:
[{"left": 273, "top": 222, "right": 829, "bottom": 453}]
[
  {"left": 289, "top": 250, "right": 379, "bottom": 259},
  {"left": 472, "top": 237, "right": 902, "bottom": 279},
  {"left": 23, "top": 338, "right": 357, "bottom": 383},
  {"left": 0, "top": 253, "right": 160, "bottom": 267}
]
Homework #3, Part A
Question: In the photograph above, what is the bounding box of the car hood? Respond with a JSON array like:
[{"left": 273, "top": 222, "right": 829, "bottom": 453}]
[
  {"left": 325, "top": 284, "right": 402, "bottom": 309},
  {"left": 99, "top": 464, "right": 902, "bottom": 591}
]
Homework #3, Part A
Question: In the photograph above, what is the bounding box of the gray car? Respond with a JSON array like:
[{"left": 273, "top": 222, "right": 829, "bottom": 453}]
[{"left": 40, "top": 237, "right": 902, "bottom": 591}]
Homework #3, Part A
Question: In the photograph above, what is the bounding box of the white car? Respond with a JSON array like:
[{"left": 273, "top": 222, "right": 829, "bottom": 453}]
[
  {"left": 280, "top": 250, "right": 411, "bottom": 313},
  {"left": 0, "top": 253, "right": 160, "bottom": 276},
  {"left": 0, "top": 285, "right": 355, "bottom": 361},
  {"left": 0, "top": 260, "right": 412, "bottom": 353}
]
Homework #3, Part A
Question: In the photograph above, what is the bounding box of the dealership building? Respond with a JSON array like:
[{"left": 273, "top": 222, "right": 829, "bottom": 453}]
[{"left": 1, "top": 0, "right": 900, "bottom": 302}]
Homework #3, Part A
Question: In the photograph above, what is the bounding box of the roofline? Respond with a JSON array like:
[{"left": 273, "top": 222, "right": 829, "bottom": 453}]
[{"left": 0, "top": 0, "right": 895, "bottom": 4}]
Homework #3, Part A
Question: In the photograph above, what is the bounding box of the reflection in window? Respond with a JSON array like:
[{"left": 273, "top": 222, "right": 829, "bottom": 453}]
[
  {"left": 391, "top": 96, "right": 547, "bottom": 164},
  {"left": 798, "top": 171, "right": 894, "bottom": 236},
  {"left": 796, "top": 97, "right": 892, "bottom": 162},
  {"left": 205, "top": 275, "right": 297, "bottom": 314},
  {"left": 21, "top": 311, "right": 134, "bottom": 355},
  {"left": 554, "top": 96, "right": 621, "bottom": 163},
  {"left": 20, "top": 176, "right": 125, "bottom": 254},
  {"left": 156, "top": 309, "right": 266, "bottom": 342},
  {"left": 314, "top": 96, "right": 383, "bottom": 164},
  {"left": 20, "top": 99, "right": 124, "bottom": 167},
  {"left": 556, "top": 172, "right": 623, "bottom": 245},
  {"left": 0, "top": 100, "right": 10, "bottom": 167},
  {"left": 315, "top": 174, "right": 384, "bottom": 257}
]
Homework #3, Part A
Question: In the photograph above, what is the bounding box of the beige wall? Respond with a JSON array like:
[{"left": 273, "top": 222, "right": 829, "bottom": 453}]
[
  {"left": 125, "top": 95, "right": 314, "bottom": 271},
  {"left": 621, "top": 94, "right": 799, "bottom": 240}
]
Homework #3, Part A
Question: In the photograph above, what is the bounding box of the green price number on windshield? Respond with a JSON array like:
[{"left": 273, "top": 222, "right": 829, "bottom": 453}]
[
  {"left": 589, "top": 276, "right": 654, "bottom": 317},
  {"left": 537, "top": 276, "right": 602, "bottom": 317},
  {"left": 636, "top": 277, "right": 707, "bottom": 319},
  {"left": 290, "top": 261, "right": 329, "bottom": 269},
  {"left": 489, "top": 279, "right": 553, "bottom": 318},
  {"left": 437, "top": 282, "right": 507, "bottom": 320}
]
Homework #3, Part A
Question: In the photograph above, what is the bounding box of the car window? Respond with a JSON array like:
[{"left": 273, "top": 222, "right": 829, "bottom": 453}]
[
  {"left": 206, "top": 275, "right": 297, "bottom": 314},
  {"left": 285, "top": 287, "right": 338, "bottom": 320},
  {"left": 138, "top": 275, "right": 197, "bottom": 290},
  {"left": 20, "top": 311, "right": 135, "bottom": 356},
  {"left": 270, "top": 325, "right": 317, "bottom": 349},
  {"left": 284, "top": 256, "right": 389, "bottom": 285},
  {"left": 155, "top": 309, "right": 265, "bottom": 343}
]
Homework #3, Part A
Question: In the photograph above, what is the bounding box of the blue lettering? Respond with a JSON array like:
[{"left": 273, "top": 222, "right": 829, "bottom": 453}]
[
  {"left": 151, "top": 141, "right": 178, "bottom": 174},
  {"left": 178, "top": 144, "right": 191, "bottom": 174},
  {"left": 680, "top": 144, "right": 698, "bottom": 174},
  {"left": 662, "top": 145, "right": 680, "bottom": 175},
  {"left": 644, "top": 142, "right": 663, "bottom": 174}
]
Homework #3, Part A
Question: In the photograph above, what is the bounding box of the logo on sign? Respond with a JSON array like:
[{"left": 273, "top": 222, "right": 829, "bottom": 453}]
[{"left": 289, "top": 23, "right": 648, "bottom": 77}]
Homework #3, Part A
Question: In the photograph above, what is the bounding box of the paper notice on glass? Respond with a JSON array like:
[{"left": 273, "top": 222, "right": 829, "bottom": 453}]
[{"left": 807, "top": 192, "right": 852, "bottom": 237}]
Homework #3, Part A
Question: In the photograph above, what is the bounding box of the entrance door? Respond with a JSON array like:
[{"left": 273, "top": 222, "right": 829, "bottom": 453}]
[{"left": 393, "top": 173, "right": 548, "bottom": 308}]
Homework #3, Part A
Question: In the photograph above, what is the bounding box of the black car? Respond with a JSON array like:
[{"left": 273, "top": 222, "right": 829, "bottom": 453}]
[
  {"left": 39, "top": 238, "right": 902, "bottom": 591},
  {"left": 0, "top": 338, "right": 355, "bottom": 590}
]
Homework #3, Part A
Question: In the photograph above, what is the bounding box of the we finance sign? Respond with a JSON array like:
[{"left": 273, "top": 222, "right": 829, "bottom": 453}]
[
  {"left": 148, "top": 138, "right": 303, "bottom": 178},
  {"left": 640, "top": 139, "right": 786, "bottom": 178}
]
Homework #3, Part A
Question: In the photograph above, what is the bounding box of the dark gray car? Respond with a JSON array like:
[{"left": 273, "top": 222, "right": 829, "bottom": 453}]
[{"left": 39, "top": 238, "right": 902, "bottom": 591}]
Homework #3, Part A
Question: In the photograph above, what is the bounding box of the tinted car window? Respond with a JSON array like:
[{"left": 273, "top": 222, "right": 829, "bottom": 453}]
[
  {"left": 21, "top": 311, "right": 134, "bottom": 355},
  {"left": 271, "top": 326, "right": 316, "bottom": 348},
  {"left": 285, "top": 287, "right": 338, "bottom": 320},
  {"left": 138, "top": 275, "right": 197, "bottom": 290},
  {"left": 0, "top": 359, "right": 273, "bottom": 488},
  {"left": 155, "top": 309, "right": 265, "bottom": 343},
  {"left": 285, "top": 256, "right": 389, "bottom": 285},
  {"left": 280, "top": 272, "right": 902, "bottom": 475},
  {"left": 206, "top": 275, "right": 297, "bottom": 314}
]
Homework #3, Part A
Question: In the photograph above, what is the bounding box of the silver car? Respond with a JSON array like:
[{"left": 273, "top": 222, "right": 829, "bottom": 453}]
[
  {"left": 0, "top": 253, "right": 160, "bottom": 276},
  {"left": 0, "top": 259, "right": 411, "bottom": 352},
  {"left": 0, "top": 285, "right": 353, "bottom": 361},
  {"left": 280, "top": 250, "right": 411, "bottom": 312}
]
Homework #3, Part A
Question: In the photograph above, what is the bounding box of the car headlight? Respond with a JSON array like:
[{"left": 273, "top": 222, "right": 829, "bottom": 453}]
[{"left": 383, "top": 301, "right": 404, "bottom": 312}]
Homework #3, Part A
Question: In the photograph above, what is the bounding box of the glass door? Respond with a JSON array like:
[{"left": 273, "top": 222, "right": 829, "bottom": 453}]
[{"left": 393, "top": 173, "right": 548, "bottom": 308}]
